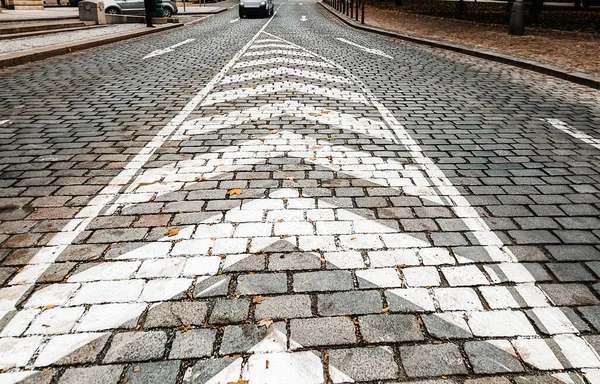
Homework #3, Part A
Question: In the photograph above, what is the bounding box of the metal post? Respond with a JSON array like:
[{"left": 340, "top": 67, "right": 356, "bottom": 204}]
[
  {"left": 361, "top": 0, "right": 364, "bottom": 23},
  {"left": 355, "top": 0, "right": 358, "bottom": 20},
  {"left": 350, "top": 0, "right": 353, "bottom": 17}
]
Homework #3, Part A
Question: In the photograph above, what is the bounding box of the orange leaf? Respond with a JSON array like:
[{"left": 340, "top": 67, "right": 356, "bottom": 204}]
[
  {"left": 228, "top": 189, "right": 243, "bottom": 196},
  {"left": 165, "top": 228, "right": 180, "bottom": 237}
]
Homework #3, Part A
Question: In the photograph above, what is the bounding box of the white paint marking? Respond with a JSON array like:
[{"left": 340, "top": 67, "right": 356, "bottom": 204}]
[
  {"left": 301, "top": 15, "right": 307, "bottom": 21},
  {"left": 143, "top": 38, "right": 196, "bottom": 59},
  {"left": 0, "top": 120, "right": 10, "bottom": 125},
  {"left": 221, "top": 67, "right": 352, "bottom": 84},
  {"left": 337, "top": 37, "right": 394, "bottom": 59},
  {"left": 0, "top": 2, "right": 287, "bottom": 309},
  {"left": 543, "top": 118, "right": 600, "bottom": 150},
  {"left": 230, "top": 17, "right": 240, "bottom": 23},
  {"left": 234, "top": 57, "right": 333, "bottom": 69}
]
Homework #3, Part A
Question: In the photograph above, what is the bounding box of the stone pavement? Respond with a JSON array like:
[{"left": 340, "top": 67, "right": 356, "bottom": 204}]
[{"left": 0, "top": 0, "right": 599, "bottom": 383}]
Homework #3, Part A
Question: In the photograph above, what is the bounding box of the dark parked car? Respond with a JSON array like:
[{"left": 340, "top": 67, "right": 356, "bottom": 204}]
[{"left": 239, "top": 0, "right": 273, "bottom": 18}]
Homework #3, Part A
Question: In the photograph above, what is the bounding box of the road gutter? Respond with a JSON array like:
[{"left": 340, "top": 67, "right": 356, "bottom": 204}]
[
  {"left": 0, "top": 23, "right": 183, "bottom": 69},
  {"left": 318, "top": 1, "right": 600, "bottom": 90}
]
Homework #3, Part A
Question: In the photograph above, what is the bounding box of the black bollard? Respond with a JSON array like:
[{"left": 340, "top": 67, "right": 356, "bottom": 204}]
[{"left": 508, "top": 0, "right": 525, "bottom": 35}]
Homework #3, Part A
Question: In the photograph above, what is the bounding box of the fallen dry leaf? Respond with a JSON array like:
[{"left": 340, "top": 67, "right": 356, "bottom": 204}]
[
  {"left": 265, "top": 360, "right": 270, "bottom": 369},
  {"left": 133, "top": 366, "right": 141, "bottom": 372},
  {"left": 249, "top": 84, "right": 257, "bottom": 89},
  {"left": 252, "top": 296, "right": 264, "bottom": 304},
  {"left": 175, "top": 324, "right": 194, "bottom": 333},
  {"left": 382, "top": 307, "right": 390, "bottom": 314},
  {"left": 165, "top": 228, "right": 180, "bottom": 237},
  {"left": 257, "top": 319, "right": 274, "bottom": 328},
  {"left": 228, "top": 189, "right": 243, "bottom": 196},
  {"left": 269, "top": 129, "right": 278, "bottom": 134},
  {"left": 41, "top": 305, "right": 56, "bottom": 312},
  {"left": 227, "top": 381, "right": 249, "bottom": 384}
]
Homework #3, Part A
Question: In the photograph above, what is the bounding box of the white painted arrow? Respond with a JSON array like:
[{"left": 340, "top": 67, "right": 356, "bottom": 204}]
[
  {"left": 301, "top": 15, "right": 307, "bottom": 21},
  {"left": 336, "top": 37, "right": 393, "bottom": 59},
  {"left": 143, "top": 38, "right": 196, "bottom": 60}
]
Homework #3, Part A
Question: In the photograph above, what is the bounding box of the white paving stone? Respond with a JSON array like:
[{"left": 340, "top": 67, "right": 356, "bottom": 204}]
[
  {"left": 553, "top": 334, "right": 600, "bottom": 368},
  {"left": 512, "top": 338, "right": 564, "bottom": 370},
  {"left": 356, "top": 268, "right": 402, "bottom": 288},
  {"left": 435, "top": 288, "right": 483, "bottom": 311},
  {"left": 0, "top": 336, "right": 43, "bottom": 370},
  {"left": 68, "top": 261, "right": 140, "bottom": 282},
  {"left": 26, "top": 306, "right": 84, "bottom": 335},
  {"left": 183, "top": 256, "right": 221, "bottom": 276},
  {"left": 171, "top": 239, "right": 211, "bottom": 256},
  {"left": 0, "top": 308, "right": 40, "bottom": 337},
  {"left": 479, "top": 285, "right": 549, "bottom": 309},
  {"left": 137, "top": 257, "right": 186, "bottom": 278},
  {"left": 442, "top": 265, "right": 489, "bottom": 286},
  {"left": 24, "top": 283, "right": 80, "bottom": 308},
  {"left": 139, "top": 278, "right": 193, "bottom": 301},
  {"left": 369, "top": 250, "right": 419, "bottom": 267},
  {"left": 403, "top": 266, "right": 441, "bottom": 287},
  {"left": 77, "top": 303, "right": 147, "bottom": 332},
  {"left": 468, "top": 310, "right": 537, "bottom": 337},
  {"left": 69, "top": 280, "right": 144, "bottom": 305}
]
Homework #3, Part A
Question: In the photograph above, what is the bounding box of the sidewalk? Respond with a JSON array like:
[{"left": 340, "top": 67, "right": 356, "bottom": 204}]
[
  {"left": 320, "top": 2, "right": 600, "bottom": 87},
  {"left": 0, "top": 7, "right": 78, "bottom": 22}
]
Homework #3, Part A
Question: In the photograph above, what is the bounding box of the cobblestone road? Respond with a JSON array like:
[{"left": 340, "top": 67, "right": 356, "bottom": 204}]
[{"left": 1, "top": 1, "right": 600, "bottom": 383}]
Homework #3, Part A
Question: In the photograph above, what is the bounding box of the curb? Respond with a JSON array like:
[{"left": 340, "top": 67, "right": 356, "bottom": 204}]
[
  {"left": 0, "top": 16, "right": 80, "bottom": 24},
  {"left": 318, "top": 2, "right": 600, "bottom": 90},
  {"left": 0, "top": 23, "right": 183, "bottom": 68},
  {"left": 178, "top": 7, "right": 227, "bottom": 14}
]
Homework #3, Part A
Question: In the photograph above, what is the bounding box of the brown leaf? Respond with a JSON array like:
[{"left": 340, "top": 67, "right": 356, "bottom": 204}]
[
  {"left": 382, "top": 307, "right": 390, "bottom": 314},
  {"left": 175, "top": 324, "right": 194, "bottom": 333},
  {"left": 165, "top": 228, "right": 180, "bottom": 237},
  {"left": 133, "top": 366, "right": 141, "bottom": 372},
  {"left": 252, "top": 296, "right": 264, "bottom": 304},
  {"left": 227, "top": 381, "right": 249, "bottom": 384},
  {"left": 227, "top": 189, "right": 243, "bottom": 196},
  {"left": 138, "top": 180, "right": 161, "bottom": 187},
  {"left": 265, "top": 360, "right": 270, "bottom": 369},
  {"left": 257, "top": 319, "right": 274, "bottom": 328},
  {"left": 41, "top": 304, "right": 56, "bottom": 312},
  {"left": 121, "top": 379, "right": 129, "bottom": 384},
  {"left": 269, "top": 130, "right": 278, "bottom": 134},
  {"left": 432, "top": 340, "right": 443, "bottom": 344},
  {"left": 42, "top": 324, "right": 51, "bottom": 328},
  {"left": 249, "top": 84, "right": 257, "bottom": 89}
]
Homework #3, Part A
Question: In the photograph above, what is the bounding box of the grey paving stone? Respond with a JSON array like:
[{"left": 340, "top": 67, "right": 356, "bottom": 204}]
[
  {"left": 124, "top": 361, "right": 180, "bottom": 384},
  {"left": 579, "top": 306, "right": 600, "bottom": 331},
  {"left": 145, "top": 302, "right": 209, "bottom": 328},
  {"left": 293, "top": 270, "right": 354, "bottom": 292},
  {"left": 209, "top": 297, "right": 250, "bottom": 324},
  {"left": 506, "top": 246, "right": 548, "bottom": 262},
  {"left": 59, "top": 365, "right": 124, "bottom": 384},
  {"left": 194, "top": 275, "right": 230, "bottom": 298},
  {"left": 547, "top": 263, "right": 596, "bottom": 282},
  {"left": 255, "top": 294, "right": 312, "bottom": 319},
  {"left": 235, "top": 273, "right": 287, "bottom": 295},
  {"left": 423, "top": 312, "right": 473, "bottom": 339},
  {"left": 0, "top": 370, "right": 55, "bottom": 384},
  {"left": 465, "top": 340, "right": 524, "bottom": 373},
  {"left": 220, "top": 324, "right": 268, "bottom": 355},
  {"left": 400, "top": 343, "right": 468, "bottom": 377},
  {"left": 328, "top": 347, "right": 399, "bottom": 381},
  {"left": 317, "top": 291, "right": 382, "bottom": 316},
  {"left": 290, "top": 317, "right": 356, "bottom": 347},
  {"left": 541, "top": 284, "right": 600, "bottom": 306},
  {"left": 359, "top": 314, "right": 423, "bottom": 342},
  {"left": 465, "top": 378, "right": 512, "bottom": 384},
  {"left": 509, "top": 230, "right": 561, "bottom": 244},
  {"left": 35, "top": 333, "right": 110, "bottom": 367},
  {"left": 268, "top": 252, "right": 321, "bottom": 270},
  {"left": 514, "top": 374, "right": 585, "bottom": 384},
  {"left": 545, "top": 245, "right": 600, "bottom": 261},
  {"left": 103, "top": 331, "right": 167, "bottom": 363},
  {"left": 182, "top": 357, "right": 238, "bottom": 383},
  {"left": 169, "top": 329, "right": 216, "bottom": 359},
  {"left": 385, "top": 288, "right": 435, "bottom": 313}
]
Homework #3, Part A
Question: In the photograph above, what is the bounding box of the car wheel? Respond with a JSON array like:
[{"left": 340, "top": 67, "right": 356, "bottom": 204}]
[
  {"left": 163, "top": 7, "right": 172, "bottom": 17},
  {"left": 105, "top": 7, "right": 120, "bottom": 14}
]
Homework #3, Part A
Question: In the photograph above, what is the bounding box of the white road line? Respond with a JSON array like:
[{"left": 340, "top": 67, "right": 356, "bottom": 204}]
[
  {"left": 230, "top": 17, "right": 240, "bottom": 23},
  {"left": 543, "top": 118, "right": 600, "bottom": 150},
  {"left": 243, "top": 49, "right": 313, "bottom": 57},
  {"left": 234, "top": 57, "right": 333, "bottom": 68},
  {"left": 221, "top": 67, "right": 352, "bottom": 84},
  {"left": 336, "top": 37, "right": 394, "bottom": 59},
  {"left": 0, "top": 2, "right": 287, "bottom": 310},
  {"left": 143, "top": 38, "right": 196, "bottom": 59},
  {"left": 0, "top": 120, "right": 10, "bottom": 125}
]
